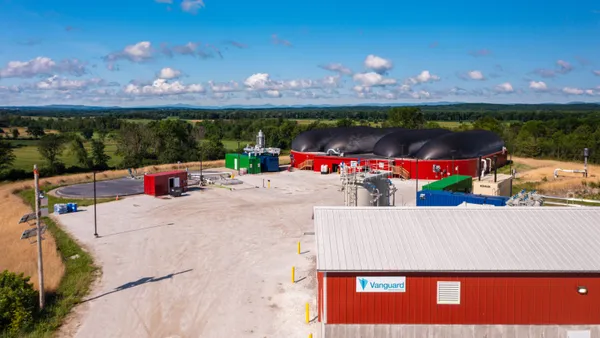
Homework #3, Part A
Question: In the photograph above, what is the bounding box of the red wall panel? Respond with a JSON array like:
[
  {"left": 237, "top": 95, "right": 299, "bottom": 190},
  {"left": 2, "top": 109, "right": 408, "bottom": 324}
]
[
  {"left": 322, "top": 272, "right": 600, "bottom": 325},
  {"left": 144, "top": 171, "right": 188, "bottom": 196},
  {"left": 290, "top": 151, "right": 508, "bottom": 180}
]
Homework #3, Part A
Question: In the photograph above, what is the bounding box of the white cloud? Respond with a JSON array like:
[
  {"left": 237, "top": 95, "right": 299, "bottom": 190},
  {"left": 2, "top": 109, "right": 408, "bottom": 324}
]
[
  {"left": 105, "top": 41, "right": 154, "bottom": 63},
  {"left": 0, "top": 57, "right": 86, "bottom": 78},
  {"left": 467, "top": 70, "right": 485, "bottom": 80},
  {"left": 364, "top": 55, "right": 393, "bottom": 74},
  {"left": 353, "top": 72, "right": 396, "bottom": 87},
  {"left": 208, "top": 81, "right": 240, "bottom": 92},
  {"left": 181, "top": 0, "right": 205, "bottom": 13},
  {"left": 529, "top": 81, "right": 548, "bottom": 91},
  {"left": 495, "top": 82, "right": 514, "bottom": 93},
  {"left": 244, "top": 73, "right": 277, "bottom": 90},
  {"left": 264, "top": 90, "right": 281, "bottom": 98},
  {"left": 562, "top": 87, "right": 584, "bottom": 95},
  {"left": 124, "top": 78, "right": 205, "bottom": 96},
  {"left": 35, "top": 75, "right": 89, "bottom": 90},
  {"left": 158, "top": 67, "right": 181, "bottom": 79},
  {"left": 319, "top": 63, "right": 353, "bottom": 75},
  {"left": 556, "top": 60, "right": 572, "bottom": 74},
  {"left": 593, "top": 70, "right": 600, "bottom": 76},
  {"left": 406, "top": 70, "right": 440, "bottom": 85}
]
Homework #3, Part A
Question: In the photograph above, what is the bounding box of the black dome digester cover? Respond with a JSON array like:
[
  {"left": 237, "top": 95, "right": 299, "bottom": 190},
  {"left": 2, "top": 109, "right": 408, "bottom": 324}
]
[
  {"left": 291, "top": 127, "right": 343, "bottom": 152},
  {"left": 413, "top": 129, "right": 504, "bottom": 160},
  {"left": 321, "top": 127, "right": 404, "bottom": 155},
  {"left": 373, "top": 128, "right": 452, "bottom": 158}
]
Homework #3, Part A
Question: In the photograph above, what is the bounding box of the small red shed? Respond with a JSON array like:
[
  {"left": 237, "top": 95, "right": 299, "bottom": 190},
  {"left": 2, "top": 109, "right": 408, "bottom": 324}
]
[
  {"left": 144, "top": 170, "right": 188, "bottom": 196},
  {"left": 314, "top": 206, "right": 600, "bottom": 338}
]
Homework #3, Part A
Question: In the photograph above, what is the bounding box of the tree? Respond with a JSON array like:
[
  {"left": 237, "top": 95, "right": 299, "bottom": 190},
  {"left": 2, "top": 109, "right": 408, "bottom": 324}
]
[
  {"left": 81, "top": 128, "right": 94, "bottom": 140},
  {"left": 25, "top": 126, "right": 45, "bottom": 138},
  {"left": 38, "top": 134, "right": 66, "bottom": 173},
  {"left": 69, "top": 136, "right": 92, "bottom": 168},
  {"left": 0, "top": 270, "right": 38, "bottom": 335},
  {"left": 91, "top": 139, "right": 110, "bottom": 169},
  {"left": 386, "top": 107, "right": 425, "bottom": 129},
  {"left": 336, "top": 118, "right": 354, "bottom": 127},
  {"left": 11, "top": 128, "right": 19, "bottom": 139},
  {"left": 0, "top": 139, "right": 15, "bottom": 171}
]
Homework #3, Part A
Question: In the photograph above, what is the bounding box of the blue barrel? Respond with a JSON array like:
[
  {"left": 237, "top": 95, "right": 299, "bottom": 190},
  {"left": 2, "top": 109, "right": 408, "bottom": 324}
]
[
  {"left": 66, "top": 203, "right": 73, "bottom": 213},
  {"left": 72, "top": 203, "right": 78, "bottom": 212}
]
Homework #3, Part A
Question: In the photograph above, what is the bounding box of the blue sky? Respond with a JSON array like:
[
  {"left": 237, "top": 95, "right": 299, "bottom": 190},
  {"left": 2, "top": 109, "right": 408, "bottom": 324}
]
[{"left": 0, "top": 0, "right": 599, "bottom": 106}]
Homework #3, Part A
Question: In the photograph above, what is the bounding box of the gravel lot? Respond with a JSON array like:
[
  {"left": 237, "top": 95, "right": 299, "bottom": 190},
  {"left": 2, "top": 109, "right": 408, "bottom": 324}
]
[{"left": 55, "top": 170, "right": 426, "bottom": 338}]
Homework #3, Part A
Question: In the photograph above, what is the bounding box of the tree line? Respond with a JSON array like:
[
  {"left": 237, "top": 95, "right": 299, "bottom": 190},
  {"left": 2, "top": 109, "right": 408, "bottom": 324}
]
[{"left": 1, "top": 106, "right": 600, "bottom": 181}]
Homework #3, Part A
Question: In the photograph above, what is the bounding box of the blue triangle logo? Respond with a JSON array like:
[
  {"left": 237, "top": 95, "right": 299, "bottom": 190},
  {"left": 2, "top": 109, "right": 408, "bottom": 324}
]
[{"left": 358, "top": 278, "right": 368, "bottom": 290}]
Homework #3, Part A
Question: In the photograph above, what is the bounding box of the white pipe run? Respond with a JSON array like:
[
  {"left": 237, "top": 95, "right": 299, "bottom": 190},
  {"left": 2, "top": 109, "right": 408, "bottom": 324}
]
[
  {"left": 553, "top": 168, "right": 587, "bottom": 178},
  {"left": 540, "top": 195, "right": 600, "bottom": 205},
  {"left": 481, "top": 159, "right": 487, "bottom": 177}
]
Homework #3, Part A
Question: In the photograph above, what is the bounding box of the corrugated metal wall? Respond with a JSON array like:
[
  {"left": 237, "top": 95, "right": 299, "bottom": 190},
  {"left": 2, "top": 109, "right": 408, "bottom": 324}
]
[
  {"left": 322, "top": 272, "right": 600, "bottom": 325},
  {"left": 143, "top": 171, "right": 188, "bottom": 196},
  {"left": 290, "top": 151, "right": 509, "bottom": 180}
]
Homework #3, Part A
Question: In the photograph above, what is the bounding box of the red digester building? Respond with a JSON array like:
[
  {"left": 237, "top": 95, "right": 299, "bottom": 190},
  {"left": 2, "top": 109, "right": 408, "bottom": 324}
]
[
  {"left": 314, "top": 206, "right": 600, "bottom": 338},
  {"left": 143, "top": 170, "right": 188, "bottom": 196}
]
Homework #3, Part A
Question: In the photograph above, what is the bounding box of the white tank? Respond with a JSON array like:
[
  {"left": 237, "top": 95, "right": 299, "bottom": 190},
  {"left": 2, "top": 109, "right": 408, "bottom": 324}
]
[{"left": 357, "top": 185, "right": 373, "bottom": 206}]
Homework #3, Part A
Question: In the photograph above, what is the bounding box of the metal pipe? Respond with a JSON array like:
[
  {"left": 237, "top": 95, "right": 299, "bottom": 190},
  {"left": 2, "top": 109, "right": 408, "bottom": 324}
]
[
  {"left": 539, "top": 195, "right": 600, "bottom": 204},
  {"left": 493, "top": 156, "right": 498, "bottom": 183},
  {"left": 478, "top": 156, "right": 482, "bottom": 181},
  {"left": 415, "top": 158, "right": 419, "bottom": 193}
]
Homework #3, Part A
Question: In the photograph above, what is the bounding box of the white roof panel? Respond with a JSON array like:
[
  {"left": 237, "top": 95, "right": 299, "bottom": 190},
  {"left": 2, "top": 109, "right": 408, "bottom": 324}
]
[{"left": 314, "top": 206, "right": 600, "bottom": 272}]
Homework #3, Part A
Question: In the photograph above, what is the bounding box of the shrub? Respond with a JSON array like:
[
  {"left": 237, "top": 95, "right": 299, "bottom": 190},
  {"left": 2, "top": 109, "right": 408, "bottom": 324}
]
[{"left": 0, "top": 270, "right": 38, "bottom": 335}]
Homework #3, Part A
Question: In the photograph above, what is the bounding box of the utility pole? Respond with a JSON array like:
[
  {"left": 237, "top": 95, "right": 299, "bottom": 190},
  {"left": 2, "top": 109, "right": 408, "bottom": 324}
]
[
  {"left": 33, "top": 164, "right": 45, "bottom": 309},
  {"left": 94, "top": 171, "right": 98, "bottom": 238}
]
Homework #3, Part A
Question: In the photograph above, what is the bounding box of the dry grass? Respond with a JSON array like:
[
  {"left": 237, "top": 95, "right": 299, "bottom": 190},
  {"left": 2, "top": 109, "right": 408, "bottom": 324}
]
[
  {"left": 2, "top": 127, "right": 59, "bottom": 139},
  {"left": 0, "top": 156, "right": 291, "bottom": 293},
  {"left": 512, "top": 156, "right": 599, "bottom": 195}
]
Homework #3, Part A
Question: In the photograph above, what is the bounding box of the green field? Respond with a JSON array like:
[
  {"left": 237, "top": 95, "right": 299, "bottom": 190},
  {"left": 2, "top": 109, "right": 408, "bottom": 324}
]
[
  {"left": 9, "top": 138, "right": 242, "bottom": 171},
  {"left": 8, "top": 139, "right": 121, "bottom": 170}
]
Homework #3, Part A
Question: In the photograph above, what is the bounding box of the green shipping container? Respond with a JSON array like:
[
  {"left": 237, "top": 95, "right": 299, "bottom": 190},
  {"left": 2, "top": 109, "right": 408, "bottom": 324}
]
[
  {"left": 225, "top": 153, "right": 261, "bottom": 174},
  {"left": 225, "top": 153, "right": 240, "bottom": 170},
  {"left": 422, "top": 175, "right": 473, "bottom": 193}
]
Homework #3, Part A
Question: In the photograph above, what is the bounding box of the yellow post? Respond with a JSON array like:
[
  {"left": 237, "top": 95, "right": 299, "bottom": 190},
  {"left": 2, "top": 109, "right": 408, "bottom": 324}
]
[
  {"left": 297, "top": 241, "right": 301, "bottom": 254},
  {"left": 305, "top": 302, "right": 310, "bottom": 324},
  {"left": 268, "top": 180, "right": 271, "bottom": 188},
  {"left": 292, "top": 266, "right": 295, "bottom": 283},
  {"left": 309, "top": 334, "right": 313, "bottom": 338}
]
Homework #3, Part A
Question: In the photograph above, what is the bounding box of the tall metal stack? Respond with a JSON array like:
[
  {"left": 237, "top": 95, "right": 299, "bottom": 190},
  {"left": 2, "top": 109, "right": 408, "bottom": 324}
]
[{"left": 340, "top": 162, "right": 397, "bottom": 207}]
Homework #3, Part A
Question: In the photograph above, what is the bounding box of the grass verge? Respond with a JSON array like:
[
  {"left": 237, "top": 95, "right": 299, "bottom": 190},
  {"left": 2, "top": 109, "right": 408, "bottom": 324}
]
[{"left": 5, "top": 188, "right": 111, "bottom": 337}]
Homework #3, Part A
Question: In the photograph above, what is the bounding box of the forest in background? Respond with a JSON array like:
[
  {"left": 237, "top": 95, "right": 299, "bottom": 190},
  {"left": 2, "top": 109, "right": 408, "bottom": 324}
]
[{"left": 1, "top": 103, "right": 599, "bottom": 181}]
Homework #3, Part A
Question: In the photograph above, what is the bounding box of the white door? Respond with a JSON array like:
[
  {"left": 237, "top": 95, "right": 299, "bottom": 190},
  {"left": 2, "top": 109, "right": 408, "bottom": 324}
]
[
  {"left": 234, "top": 158, "right": 238, "bottom": 170},
  {"left": 173, "top": 177, "right": 180, "bottom": 188}
]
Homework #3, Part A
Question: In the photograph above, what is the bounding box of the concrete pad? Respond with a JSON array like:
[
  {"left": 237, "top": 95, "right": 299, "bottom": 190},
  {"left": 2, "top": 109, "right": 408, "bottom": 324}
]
[{"left": 55, "top": 170, "right": 427, "bottom": 337}]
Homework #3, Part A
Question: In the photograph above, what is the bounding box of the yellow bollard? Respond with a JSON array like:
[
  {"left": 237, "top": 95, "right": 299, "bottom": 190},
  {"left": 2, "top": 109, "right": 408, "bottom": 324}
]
[
  {"left": 268, "top": 180, "right": 271, "bottom": 188},
  {"left": 297, "top": 241, "right": 301, "bottom": 254},
  {"left": 292, "top": 266, "right": 295, "bottom": 283},
  {"left": 305, "top": 302, "right": 310, "bottom": 324},
  {"left": 309, "top": 334, "right": 313, "bottom": 338}
]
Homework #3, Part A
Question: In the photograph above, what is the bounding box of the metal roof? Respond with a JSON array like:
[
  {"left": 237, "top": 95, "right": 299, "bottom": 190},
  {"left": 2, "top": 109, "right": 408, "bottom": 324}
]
[{"left": 314, "top": 206, "right": 600, "bottom": 273}]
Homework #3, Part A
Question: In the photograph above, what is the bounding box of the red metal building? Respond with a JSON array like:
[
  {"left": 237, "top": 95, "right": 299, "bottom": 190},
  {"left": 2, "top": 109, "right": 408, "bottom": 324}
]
[
  {"left": 144, "top": 170, "right": 188, "bottom": 196},
  {"left": 314, "top": 206, "right": 600, "bottom": 338},
  {"left": 291, "top": 150, "right": 508, "bottom": 180}
]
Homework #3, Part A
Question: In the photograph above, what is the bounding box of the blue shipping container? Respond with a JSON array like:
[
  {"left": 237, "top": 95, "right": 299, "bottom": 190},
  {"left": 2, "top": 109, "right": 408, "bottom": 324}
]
[
  {"left": 416, "top": 190, "right": 508, "bottom": 207},
  {"left": 259, "top": 155, "right": 280, "bottom": 172}
]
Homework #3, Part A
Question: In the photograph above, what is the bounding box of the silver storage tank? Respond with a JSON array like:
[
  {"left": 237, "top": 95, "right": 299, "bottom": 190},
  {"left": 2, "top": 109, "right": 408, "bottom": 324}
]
[{"left": 357, "top": 185, "right": 373, "bottom": 206}]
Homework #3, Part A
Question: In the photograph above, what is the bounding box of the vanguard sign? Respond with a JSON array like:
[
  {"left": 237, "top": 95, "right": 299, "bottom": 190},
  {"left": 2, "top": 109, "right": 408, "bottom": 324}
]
[{"left": 356, "top": 276, "right": 406, "bottom": 293}]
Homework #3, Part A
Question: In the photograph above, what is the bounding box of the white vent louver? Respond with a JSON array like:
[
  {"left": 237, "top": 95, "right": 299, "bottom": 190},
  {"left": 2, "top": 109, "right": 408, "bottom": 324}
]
[{"left": 437, "top": 281, "right": 461, "bottom": 305}]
